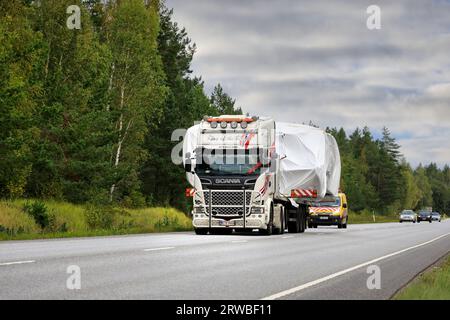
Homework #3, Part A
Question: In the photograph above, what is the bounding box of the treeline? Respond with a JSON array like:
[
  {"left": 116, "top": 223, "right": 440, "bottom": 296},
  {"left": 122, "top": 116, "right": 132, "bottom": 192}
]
[
  {"left": 1, "top": 1, "right": 448, "bottom": 216},
  {"left": 327, "top": 127, "right": 450, "bottom": 214},
  {"left": 0, "top": 0, "right": 240, "bottom": 211}
]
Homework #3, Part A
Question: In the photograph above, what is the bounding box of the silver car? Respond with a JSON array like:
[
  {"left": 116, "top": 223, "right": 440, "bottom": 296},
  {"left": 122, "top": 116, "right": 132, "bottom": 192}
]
[
  {"left": 431, "top": 212, "right": 441, "bottom": 222},
  {"left": 399, "top": 210, "right": 417, "bottom": 223}
]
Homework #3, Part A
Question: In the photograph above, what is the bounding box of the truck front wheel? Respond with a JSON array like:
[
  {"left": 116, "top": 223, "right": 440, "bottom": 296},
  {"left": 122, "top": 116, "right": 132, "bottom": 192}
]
[
  {"left": 260, "top": 206, "right": 274, "bottom": 235},
  {"left": 273, "top": 207, "right": 285, "bottom": 235}
]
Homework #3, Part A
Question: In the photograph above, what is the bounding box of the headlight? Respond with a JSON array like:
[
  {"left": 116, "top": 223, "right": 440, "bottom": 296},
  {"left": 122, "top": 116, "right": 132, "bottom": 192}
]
[
  {"left": 220, "top": 121, "right": 227, "bottom": 129},
  {"left": 251, "top": 207, "right": 264, "bottom": 214},
  {"left": 194, "top": 207, "right": 205, "bottom": 214},
  {"left": 210, "top": 121, "right": 218, "bottom": 129},
  {"left": 230, "top": 121, "right": 238, "bottom": 129},
  {"left": 241, "top": 121, "right": 248, "bottom": 129}
]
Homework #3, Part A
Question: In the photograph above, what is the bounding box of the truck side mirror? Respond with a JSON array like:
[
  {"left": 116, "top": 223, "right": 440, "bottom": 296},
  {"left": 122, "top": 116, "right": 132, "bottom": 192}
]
[{"left": 343, "top": 203, "right": 347, "bottom": 208}]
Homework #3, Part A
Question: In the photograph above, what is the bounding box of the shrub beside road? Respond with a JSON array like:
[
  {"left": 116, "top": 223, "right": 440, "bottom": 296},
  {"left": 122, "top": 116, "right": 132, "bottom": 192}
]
[{"left": 0, "top": 200, "right": 192, "bottom": 240}]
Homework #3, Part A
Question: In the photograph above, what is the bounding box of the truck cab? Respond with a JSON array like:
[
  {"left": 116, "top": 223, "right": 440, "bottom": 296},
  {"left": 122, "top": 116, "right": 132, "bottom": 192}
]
[
  {"left": 184, "top": 115, "right": 284, "bottom": 235},
  {"left": 308, "top": 193, "right": 348, "bottom": 229}
]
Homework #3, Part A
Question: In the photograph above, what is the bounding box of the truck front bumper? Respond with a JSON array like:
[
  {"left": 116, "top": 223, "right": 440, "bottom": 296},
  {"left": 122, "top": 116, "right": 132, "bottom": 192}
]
[
  {"left": 308, "top": 215, "right": 342, "bottom": 225},
  {"left": 192, "top": 214, "right": 266, "bottom": 229}
]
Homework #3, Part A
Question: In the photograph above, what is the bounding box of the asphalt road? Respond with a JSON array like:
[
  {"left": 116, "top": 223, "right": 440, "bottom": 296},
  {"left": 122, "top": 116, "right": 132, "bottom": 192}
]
[{"left": 0, "top": 220, "right": 449, "bottom": 300}]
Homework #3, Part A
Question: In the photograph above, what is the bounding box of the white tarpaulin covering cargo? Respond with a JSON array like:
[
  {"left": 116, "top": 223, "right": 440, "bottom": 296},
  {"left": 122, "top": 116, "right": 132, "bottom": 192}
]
[
  {"left": 183, "top": 122, "right": 341, "bottom": 199},
  {"left": 275, "top": 122, "right": 341, "bottom": 198}
]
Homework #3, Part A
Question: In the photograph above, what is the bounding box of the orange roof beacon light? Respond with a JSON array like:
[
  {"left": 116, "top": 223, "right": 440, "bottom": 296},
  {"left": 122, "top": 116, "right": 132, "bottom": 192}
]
[{"left": 204, "top": 115, "right": 259, "bottom": 129}]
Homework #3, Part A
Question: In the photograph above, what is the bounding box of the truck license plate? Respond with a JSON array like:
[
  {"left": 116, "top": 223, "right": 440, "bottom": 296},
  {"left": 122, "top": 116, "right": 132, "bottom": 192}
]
[
  {"left": 220, "top": 220, "right": 235, "bottom": 226},
  {"left": 320, "top": 216, "right": 329, "bottom": 220}
]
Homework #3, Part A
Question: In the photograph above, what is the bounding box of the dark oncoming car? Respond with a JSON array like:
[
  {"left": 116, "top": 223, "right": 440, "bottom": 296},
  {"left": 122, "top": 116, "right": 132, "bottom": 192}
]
[{"left": 417, "top": 211, "right": 432, "bottom": 223}]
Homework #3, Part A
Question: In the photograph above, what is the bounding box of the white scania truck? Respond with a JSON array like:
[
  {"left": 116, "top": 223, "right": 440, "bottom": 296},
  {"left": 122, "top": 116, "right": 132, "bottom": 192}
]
[{"left": 183, "top": 115, "right": 341, "bottom": 235}]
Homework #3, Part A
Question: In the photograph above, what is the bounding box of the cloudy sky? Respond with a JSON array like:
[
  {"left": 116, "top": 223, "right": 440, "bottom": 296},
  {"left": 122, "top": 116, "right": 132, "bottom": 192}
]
[{"left": 166, "top": 0, "right": 450, "bottom": 167}]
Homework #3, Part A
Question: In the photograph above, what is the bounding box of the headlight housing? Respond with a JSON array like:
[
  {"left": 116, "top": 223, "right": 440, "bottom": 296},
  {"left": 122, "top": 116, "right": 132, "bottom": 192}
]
[
  {"left": 251, "top": 207, "right": 264, "bottom": 214},
  {"left": 194, "top": 207, "right": 205, "bottom": 214}
]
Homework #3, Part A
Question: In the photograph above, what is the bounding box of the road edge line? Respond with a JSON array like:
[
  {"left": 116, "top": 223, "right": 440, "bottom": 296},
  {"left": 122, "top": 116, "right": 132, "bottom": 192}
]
[
  {"left": 0, "top": 260, "right": 36, "bottom": 266},
  {"left": 261, "top": 232, "right": 450, "bottom": 300},
  {"left": 143, "top": 247, "right": 175, "bottom": 252}
]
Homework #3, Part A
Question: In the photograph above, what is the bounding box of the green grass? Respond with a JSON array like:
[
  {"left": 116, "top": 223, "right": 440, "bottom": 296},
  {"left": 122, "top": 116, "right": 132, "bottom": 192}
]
[
  {"left": 394, "top": 254, "right": 450, "bottom": 300},
  {"left": 0, "top": 199, "right": 193, "bottom": 241},
  {"left": 348, "top": 210, "right": 399, "bottom": 224}
]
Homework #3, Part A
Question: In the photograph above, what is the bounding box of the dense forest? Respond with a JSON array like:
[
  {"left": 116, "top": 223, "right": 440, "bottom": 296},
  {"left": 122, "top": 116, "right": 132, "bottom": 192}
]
[
  {"left": 1, "top": 0, "right": 449, "bottom": 216},
  {"left": 327, "top": 127, "right": 449, "bottom": 214}
]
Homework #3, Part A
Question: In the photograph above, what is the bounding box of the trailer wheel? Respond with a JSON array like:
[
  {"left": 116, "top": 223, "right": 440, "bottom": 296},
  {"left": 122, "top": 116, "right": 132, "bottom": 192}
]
[
  {"left": 287, "top": 209, "right": 300, "bottom": 233},
  {"left": 288, "top": 206, "right": 305, "bottom": 233},
  {"left": 280, "top": 208, "right": 285, "bottom": 234},
  {"left": 299, "top": 207, "right": 306, "bottom": 233}
]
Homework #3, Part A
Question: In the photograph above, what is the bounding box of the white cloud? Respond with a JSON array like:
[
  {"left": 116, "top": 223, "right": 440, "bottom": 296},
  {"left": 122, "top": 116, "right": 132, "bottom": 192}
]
[
  {"left": 426, "top": 83, "right": 450, "bottom": 98},
  {"left": 167, "top": 0, "right": 450, "bottom": 167}
]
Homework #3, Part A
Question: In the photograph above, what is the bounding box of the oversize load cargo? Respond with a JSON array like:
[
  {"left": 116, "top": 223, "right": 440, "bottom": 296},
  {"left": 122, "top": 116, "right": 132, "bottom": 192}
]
[
  {"left": 183, "top": 122, "right": 341, "bottom": 198},
  {"left": 276, "top": 122, "right": 341, "bottom": 198}
]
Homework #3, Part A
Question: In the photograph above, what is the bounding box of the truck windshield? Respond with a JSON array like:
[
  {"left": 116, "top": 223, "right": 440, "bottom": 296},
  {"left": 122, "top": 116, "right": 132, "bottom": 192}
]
[
  {"left": 311, "top": 197, "right": 340, "bottom": 207},
  {"left": 195, "top": 149, "right": 264, "bottom": 176}
]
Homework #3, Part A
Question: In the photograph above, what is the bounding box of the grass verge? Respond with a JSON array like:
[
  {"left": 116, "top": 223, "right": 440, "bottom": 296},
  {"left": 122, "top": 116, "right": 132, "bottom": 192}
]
[
  {"left": 394, "top": 253, "right": 450, "bottom": 300},
  {"left": 349, "top": 210, "right": 399, "bottom": 224},
  {"left": 0, "top": 199, "right": 192, "bottom": 241}
]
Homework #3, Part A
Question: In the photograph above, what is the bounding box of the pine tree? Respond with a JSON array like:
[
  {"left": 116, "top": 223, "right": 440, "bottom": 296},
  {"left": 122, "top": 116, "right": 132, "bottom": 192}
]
[
  {"left": 0, "top": 0, "right": 44, "bottom": 197},
  {"left": 25, "top": 0, "right": 114, "bottom": 202},
  {"left": 210, "top": 84, "right": 242, "bottom": 115},
  {"left": 381, "top": 127, "right": 401, "bottom": 163}
]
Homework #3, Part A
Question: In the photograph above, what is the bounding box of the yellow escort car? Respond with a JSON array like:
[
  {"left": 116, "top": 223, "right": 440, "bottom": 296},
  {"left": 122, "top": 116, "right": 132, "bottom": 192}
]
[{"left": 308, "top": 193, "right": 348, "bottom": 229}]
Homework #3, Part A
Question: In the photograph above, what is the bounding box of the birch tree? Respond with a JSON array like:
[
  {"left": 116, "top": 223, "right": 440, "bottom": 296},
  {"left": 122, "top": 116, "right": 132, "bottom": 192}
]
[{"left": 106, "top": 0, "right": 166, "bottom": 203}]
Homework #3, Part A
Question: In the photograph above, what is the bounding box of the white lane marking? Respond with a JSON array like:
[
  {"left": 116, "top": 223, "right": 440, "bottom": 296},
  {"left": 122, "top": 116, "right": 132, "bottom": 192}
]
[
  {"left": 0, "top": 260, "right": 35, "bottom": 266},
  {"left": 261, "top": 232, "right": 450, "bottom": 300},
  {"left": 281, "top": 236, "right": 294, "bottom": 239},
  {"left": 231, "top": 240, "right": 248, "bottom": 243},
  {"left": 143, "top": 247, "right": 175, "bottom": 252}
]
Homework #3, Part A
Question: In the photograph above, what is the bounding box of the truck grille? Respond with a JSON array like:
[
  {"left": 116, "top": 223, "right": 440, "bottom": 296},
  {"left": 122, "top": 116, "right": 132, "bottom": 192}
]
[
  {"left": 195, "top": 190, "right": 256, "bottom": 217},
  {"left": 204, "top": 191, "right": 252, "bottom": 206}
]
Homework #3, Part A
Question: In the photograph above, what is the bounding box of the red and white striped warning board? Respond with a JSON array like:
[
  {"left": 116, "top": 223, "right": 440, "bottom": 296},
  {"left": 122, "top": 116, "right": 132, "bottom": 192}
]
[
  {"left": 290, "top": 189, "right": 317, "bottom": 198},
  {"left": 310, "top": 207, "right": 340, "bottom": 213},
  {"left": 185, "top": 188, "right": 195, "bottom": 197}
]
